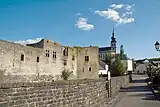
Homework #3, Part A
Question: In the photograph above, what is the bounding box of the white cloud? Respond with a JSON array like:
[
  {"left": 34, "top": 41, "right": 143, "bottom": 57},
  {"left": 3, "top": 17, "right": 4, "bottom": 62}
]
[
  {"left": 95, "top": 4, "right": 135, "bottom": 25},
  {"left": 126, "top": 11, "right": 133, "bottom": 15},
  {"left": 75, "top": 17, "right": 94, "bottom": 31},
  {"left": 110, "top": 4, "right": 135, "bottom": 11},
  {"left": 15, "top": 38, "right": 42, "bottom": 45},
  {"left": 76, "top": 13, "right": 82, "bottom": 16},
  {"left": 95, "top": 9, "right": 120, "bottom": 22},
  {"left": 119, "top": 17, "right": 135, "bottom": 24},
  {"left": 110, "top": 4, "right": 124, "bottom": 9},
  {"left": 125, "top": 4, "right": 135, "bottom": 11}
]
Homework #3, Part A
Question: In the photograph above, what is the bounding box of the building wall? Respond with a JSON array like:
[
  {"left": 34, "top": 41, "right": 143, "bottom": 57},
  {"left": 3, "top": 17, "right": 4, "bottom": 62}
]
[
  {"left": 135, "top": 64, "right": 147, "bottom": 74},
  {"left": 76, "top": 47, "right": 99, "bottom": 79},
  {"left": 99, "top": 65, "right": 108, "bottom": 75},
  {"left": 63, "top": 47, "right": 77, "bottom": 80},
  {"left": 0, "top": 40, "right": 44, "bottom": 82},
  {"left": 127, "top": 60, "right": 133, "bottom": 71},
  {"left": 121, "top": 60, "right": 133, "bottom": 72},
  {"left": 0, "top": 39, "right": 99, "bottom": 82},
  {"left": 99, "top": 52, "right": 106, "bottom": 60}
]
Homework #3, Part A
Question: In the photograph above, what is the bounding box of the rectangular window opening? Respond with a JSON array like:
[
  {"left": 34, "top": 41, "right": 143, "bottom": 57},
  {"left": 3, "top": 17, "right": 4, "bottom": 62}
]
[
  {"left": 85, "top": 56, "right": 89, "bottom": 62},
  {"left": 37, "top": 57, "right": 39, "bottom": 62},
  {"left": 21, "top": 54, "right": 24, "bottom": 61},
  {"left": 53, "top": 51, "right": 56, "bottom": 59},
  {"left": 64, "top": 60, "right": 67, "bottom": 66},
  {"left": 46, "top": 50, "right": 50, "bottom": 57},
  {"left": 72, "top": 55, "right": 75, "bottom": 61}
]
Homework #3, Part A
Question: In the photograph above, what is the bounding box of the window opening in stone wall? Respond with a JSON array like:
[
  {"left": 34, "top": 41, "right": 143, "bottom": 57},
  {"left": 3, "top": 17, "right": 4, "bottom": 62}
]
[
  {"left": 89, "top": 67, "right": 91, "bottom": 71},
  {"left": 85, "top": 56, "right": 89, "bottom": 61},
  {"left": 46, "top": 50, "right": 50, "bottom": 57},
  {"left": 46, "top": 50, "right": 48, "bottom": 57},
  {"left": 53, "top": 51, "right": 56, "bottom": 59},
  {"left": 21, "top": 54, "right": 24, "bottom": 61},
  {"left": 37, "top": 57, "right": 39, "bottom": 62},
  {"left": 64, "top": 60, "right": 67, "bottom": 66},
  {"left": 63, "top": 47, "right": 68, "bottom": 56},
  {"left": 72, "top": 55, "right": 75, "bottom": 61}
]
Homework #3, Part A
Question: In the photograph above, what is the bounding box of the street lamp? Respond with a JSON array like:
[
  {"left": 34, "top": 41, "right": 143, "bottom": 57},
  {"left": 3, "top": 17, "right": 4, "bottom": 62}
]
[{"left": 154, "top": 41, "right": 160, "bottom": 52}]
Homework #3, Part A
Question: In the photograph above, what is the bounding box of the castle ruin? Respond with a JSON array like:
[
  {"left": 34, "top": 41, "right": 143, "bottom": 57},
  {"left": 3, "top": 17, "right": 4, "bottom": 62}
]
[{"left": 0, "top": 39, "right": 99, "bottom": 82}]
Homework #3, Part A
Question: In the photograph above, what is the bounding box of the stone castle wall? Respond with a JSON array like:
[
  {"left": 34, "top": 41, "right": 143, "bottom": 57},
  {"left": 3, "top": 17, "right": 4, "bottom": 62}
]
[
  {"left": 0, "top": 39, "right": 99, "bottom": 82},
  {"left": 0, "top": 75, "right": 129, "bottom": 107},
  {"left": 76, "top": 47, "right": 99, "bottom": 79}
]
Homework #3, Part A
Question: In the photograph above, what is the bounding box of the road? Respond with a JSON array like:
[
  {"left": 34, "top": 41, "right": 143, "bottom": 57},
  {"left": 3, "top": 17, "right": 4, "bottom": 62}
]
[{"left": 113, "top": 75, "right": 160, "bottom": 107}]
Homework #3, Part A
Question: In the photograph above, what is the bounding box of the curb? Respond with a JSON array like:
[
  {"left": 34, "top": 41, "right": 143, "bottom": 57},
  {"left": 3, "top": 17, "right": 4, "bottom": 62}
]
[
  {"left": 146, "top": 78, "right": 160, "bottom": 101},
  {"left": 106, "top": 92, "right": 126, "bottom": 107}
]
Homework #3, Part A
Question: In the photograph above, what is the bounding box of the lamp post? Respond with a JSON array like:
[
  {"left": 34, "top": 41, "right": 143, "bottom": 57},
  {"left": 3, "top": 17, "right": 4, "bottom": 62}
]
[
  {"left": 154, "top": 41, "right": 160, "bottom": 88},
  {"left": 154, "top": 41, "right": 160, "bottom": 52}
]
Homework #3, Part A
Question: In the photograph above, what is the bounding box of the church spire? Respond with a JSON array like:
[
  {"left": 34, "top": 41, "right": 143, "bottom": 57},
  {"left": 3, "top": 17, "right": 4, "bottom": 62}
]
[
  {"left": 110, "top": 25, "right": 117, "bottom": 53},
  {"left": 112, "top": 25, "right": 115, "bottom": 37},
  {"left": 111, "top": 25, "right": 116, "bottom": 42}
]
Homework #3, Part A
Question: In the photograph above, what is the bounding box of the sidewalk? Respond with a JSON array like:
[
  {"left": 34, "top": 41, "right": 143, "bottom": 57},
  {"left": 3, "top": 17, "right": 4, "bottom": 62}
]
[{"left": 113, "top": 75, "right": 160, "bottom": 107}]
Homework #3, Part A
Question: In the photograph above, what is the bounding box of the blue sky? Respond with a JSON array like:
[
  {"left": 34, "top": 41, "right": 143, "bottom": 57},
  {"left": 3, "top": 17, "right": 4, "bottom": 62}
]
[{"left": 0, "top": 0, "right": 160, "bottom": 59}]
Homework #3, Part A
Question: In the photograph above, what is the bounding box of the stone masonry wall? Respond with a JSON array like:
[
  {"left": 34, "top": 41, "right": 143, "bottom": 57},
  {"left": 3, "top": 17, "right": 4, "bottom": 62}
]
[
  {"left": 111, "top": 75, "right": 129, "bottom": 97},
  {"left": 0, "top": 75, "right": 129, "bottom": 107}
]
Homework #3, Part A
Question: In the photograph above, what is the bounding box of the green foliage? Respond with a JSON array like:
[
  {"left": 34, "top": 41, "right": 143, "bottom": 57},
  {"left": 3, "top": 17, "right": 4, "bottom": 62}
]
[
  {"left": 104, "top": 52, "right": 113, "bottom": 64},
  {"left": 148, "top": 57, "right": 160, "bottom": 61},
  {"left": 111, "top": 55, "right": 125, "bottom": 76},
  {"left": 61, "top": 69, "right": 73, "bottom": 80},
  {"left": 120, "top": 45, "right": 124, "bottom": 58}
]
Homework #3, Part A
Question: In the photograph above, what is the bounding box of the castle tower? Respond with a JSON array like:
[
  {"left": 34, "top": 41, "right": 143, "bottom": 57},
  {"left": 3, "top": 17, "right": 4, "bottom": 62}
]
[{"left": 110, "top": 27, "right": 117, "bottom": 53}]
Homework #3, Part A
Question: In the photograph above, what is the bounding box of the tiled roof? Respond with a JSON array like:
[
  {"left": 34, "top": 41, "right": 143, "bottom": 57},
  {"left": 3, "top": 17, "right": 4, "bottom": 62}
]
[
  {"left": 99, "top": 60, "right": 107, "bottom": 70},
  {"left": 99, "top": 47, "right": 111, "bottom": 52}
]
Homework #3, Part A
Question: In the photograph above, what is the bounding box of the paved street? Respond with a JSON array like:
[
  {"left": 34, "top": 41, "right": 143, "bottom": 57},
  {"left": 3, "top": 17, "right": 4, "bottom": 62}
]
[{"left": 114, "top": 75, "right": 160, "bottom": 107}]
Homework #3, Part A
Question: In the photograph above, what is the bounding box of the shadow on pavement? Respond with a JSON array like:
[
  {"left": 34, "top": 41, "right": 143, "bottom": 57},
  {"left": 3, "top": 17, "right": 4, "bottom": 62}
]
[
  {"left": 128, "top": 93, "right": 153, "bottom": 97},
  {"left": 128, "top": 93, "right": 159, "bottom": 101},
  {"left": 120, "top": 85, "right": 150, "bottom": 92},
  {"left": 142, "top": 95, "right": 158, "bottom": 101},
  {"left": 132, "top": 79, "right": 146, "bottom": 83}
]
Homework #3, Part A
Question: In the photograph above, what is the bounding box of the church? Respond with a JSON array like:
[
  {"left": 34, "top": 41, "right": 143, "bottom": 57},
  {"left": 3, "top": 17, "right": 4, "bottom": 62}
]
[{"left": 99, "top": 28, "right": 117, "bottom": 61}]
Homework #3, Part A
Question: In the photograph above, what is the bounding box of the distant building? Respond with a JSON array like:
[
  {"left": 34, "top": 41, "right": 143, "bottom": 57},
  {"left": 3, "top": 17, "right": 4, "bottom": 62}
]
[
  {"left": 0, "top": 39, "right": 99, "bottom": 82},
  {"left": 99, "top": 60, "right": 108, "bottom": 75},
  {"left": 121, "top": 59, "right": 133, "bottom": 74},
  {"left": 135, "top": 59, "right": 149, "bottom": 74},
  {"left": 99, "top": 28, "right": 117, "bottom": 61},
  {"left": 151, "top": 61, "right": 160, "bottom": 68}
]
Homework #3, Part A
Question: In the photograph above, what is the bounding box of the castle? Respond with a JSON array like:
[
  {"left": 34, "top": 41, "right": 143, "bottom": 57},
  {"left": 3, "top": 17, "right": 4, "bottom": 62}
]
[{"left": 0, "top": 39, "right": 99, "bottom": 82}]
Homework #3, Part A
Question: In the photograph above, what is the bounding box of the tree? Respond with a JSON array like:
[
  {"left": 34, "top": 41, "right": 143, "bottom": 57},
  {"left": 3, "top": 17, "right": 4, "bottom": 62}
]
[
  {"left": 104, "top": 52, "right": 112, "bottom": 64},
  {"left": 104, "top": 52, "right": 115, "bottom": 72},
  {"left": 111, "top": 55, "right": 125, "bottom": 76},
  {"left": 120, "top": 45, "right": 128, "bottom": 60},
  {"left": 149, "top": 57, "right": 160, "bottom": 61},
  {"left": 120, "top": 45, "right": 124, "bottom": 59},
  {"left": 61, "top": 69, "right": 73, "bottom": 80}
]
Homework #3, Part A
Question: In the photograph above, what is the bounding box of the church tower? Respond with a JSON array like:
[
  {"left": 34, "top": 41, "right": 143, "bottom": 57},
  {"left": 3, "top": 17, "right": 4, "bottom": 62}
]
[{"left": 110, "top": 27, "right": 117, "bottom": 54}]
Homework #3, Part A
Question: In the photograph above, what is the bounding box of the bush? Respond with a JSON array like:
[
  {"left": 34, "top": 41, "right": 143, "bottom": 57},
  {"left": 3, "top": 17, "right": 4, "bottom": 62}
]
[
  {"left": 61, "top": 69, "right": 73, "bottom": 80},
  {"left": 111, "top": 55, "right": 125, "bottom": 76}
]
